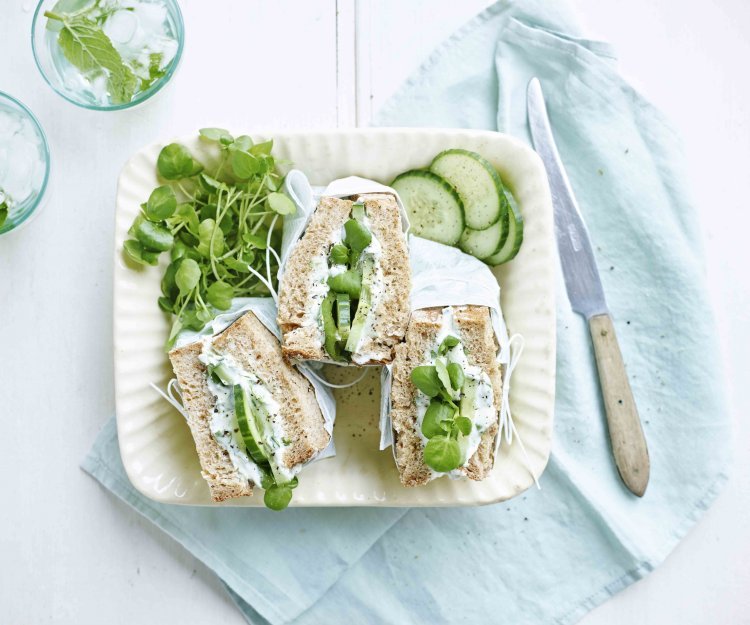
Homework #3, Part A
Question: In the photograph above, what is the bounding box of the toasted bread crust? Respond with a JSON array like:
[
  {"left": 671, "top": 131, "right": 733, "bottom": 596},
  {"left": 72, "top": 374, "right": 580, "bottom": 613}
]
[
  {"left": 169, "top": 312, "right": 330, "bottom": 502},
  {"left": 277, "top": 193, "right": 410, "bottom": 365},
  {"left": 169, "top": 342, "right": 254, "bottom": 502},
  {"left": 278, "top": 196, "right": 351, "bottom": 362},
  {"left": 390, "top": 305, "right": 502, "bottom": 487}
]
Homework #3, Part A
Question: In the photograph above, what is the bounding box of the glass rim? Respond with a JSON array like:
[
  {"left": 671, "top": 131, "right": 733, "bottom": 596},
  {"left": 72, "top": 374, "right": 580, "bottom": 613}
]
[
  {"left": 0, "top": 91, "right": 51, "bottom": 236},
  {"left": 30, "top": 0, "right": 185, "bottom": 112}
]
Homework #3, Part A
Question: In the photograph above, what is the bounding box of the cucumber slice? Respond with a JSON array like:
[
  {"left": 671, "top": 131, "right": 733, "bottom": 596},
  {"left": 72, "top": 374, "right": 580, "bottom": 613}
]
[
  {"left": 345, "top": 254, "right": 375, "bottom": 354},
  {"left": 484, "top": 193, "right": 524, "bottom": 266},
  {"left": 391, "top": 170, "right": 464, "bottom": 246},
  {"left": 233, "top": 385, "right": 269, "bottom": 465},
  {"left": 336, "top": 292, "right": 351, "bottom": 341},
  {"left": 430, "top": 149, "right": 509, "bottom": 231},
  {"left": 321, "top": 292, "right": 344, "bottom": 361},
  {"left": 459, "top": 218, "right": 506, "bottom": 260}
]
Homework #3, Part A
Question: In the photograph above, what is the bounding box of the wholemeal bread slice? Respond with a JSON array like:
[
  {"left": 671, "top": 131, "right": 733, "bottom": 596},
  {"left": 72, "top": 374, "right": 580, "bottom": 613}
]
[
  {"left": 390, "top": 305, "right": 502, "bottom": 487},
  {"left": 169, "top": 311, "right": 330, "bottom": 502},
  {"left": 277, "top": 193, "right": 410, "bottom": 365}
]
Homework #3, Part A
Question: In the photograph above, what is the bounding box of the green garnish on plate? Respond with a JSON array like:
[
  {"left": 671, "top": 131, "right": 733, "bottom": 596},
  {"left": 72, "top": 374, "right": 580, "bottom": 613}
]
[{"left": 122, "top": 129, "right": 294, "bottom": 350}]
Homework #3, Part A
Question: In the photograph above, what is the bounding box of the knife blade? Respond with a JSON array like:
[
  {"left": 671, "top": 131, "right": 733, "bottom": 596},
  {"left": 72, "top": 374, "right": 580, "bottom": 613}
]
[{"left": 527, "top": 77, "right": 650, "bottom": 496}]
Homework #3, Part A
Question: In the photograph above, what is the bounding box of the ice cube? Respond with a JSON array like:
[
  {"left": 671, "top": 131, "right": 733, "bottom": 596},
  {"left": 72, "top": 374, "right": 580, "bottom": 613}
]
[
  {"left": 0, "top": 111, "right": 21, "bottom": 142},
  {"left": 104, "top": 9, "right": 138, "bottom": 44},
  {"left": 0, "top": 109, "right": 45, "bottom": 205}
]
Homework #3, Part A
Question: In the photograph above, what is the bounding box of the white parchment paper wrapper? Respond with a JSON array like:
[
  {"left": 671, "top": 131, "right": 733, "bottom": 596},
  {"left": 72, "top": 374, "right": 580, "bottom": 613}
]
[
  {"left": 171, "top": 297, "right": 337, "bottom": 462},
  {"left": 279, "top": 170, "right": 410, "bottom": 365},
  {"left": 378, "top": 235, "right": 515, "bottom": 460}
]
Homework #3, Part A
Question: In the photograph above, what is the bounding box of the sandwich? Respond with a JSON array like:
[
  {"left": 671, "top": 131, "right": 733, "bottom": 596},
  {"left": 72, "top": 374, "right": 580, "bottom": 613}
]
[
  {"left": 169, "top": 310, "right": 330, "bottom": 507},
  {"left": 277, "top": 193, "right": 410, "bottom": 365},
  {"left": 390, "top": 305, "right": 502, "bottom": 486}
]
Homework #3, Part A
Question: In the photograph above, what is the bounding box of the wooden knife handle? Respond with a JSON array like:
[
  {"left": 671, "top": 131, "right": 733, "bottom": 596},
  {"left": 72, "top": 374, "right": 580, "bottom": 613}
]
[{"left": 589, "top": 313, "right": 650, "bottom": 496}]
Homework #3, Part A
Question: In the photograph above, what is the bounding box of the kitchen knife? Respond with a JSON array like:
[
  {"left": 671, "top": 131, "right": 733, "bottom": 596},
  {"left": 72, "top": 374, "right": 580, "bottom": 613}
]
[{"left": 526, "top": 77, "right": 650, "bottom": 496}]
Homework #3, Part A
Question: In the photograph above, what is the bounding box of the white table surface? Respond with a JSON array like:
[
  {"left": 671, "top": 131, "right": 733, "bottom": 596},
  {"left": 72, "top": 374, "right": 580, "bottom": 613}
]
[{"left": 1, "top": 1, "right": 748, "bottom": 623}]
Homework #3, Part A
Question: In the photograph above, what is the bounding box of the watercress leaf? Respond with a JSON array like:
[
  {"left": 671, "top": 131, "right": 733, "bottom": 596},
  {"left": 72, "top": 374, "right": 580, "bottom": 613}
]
[
  {"left": 157, "top": 296, "right": 174, "bottom": 313},
  {"left": 145, "top": 185, "right": 177, "bottom": 221},
  {"left": 423, "top": 436, "right": 462, "bottom": 473},
  {"left": 169, "top": 240, "right": 187, "bottom": 261},
  {"left": 265, "top": 175, "right": 279, "bottom": 191},
  {"left": 232, "top": 135, "right": 253, "bottom": 152},
  {"left": 329, "top": 243, "right": 349, "bottom": 266},
  {"left": 197, "top": 219, "right": 225, "bottom": 256},
  {"left": 178, "top": 229, "right": 199, "bottom": 248},
  {"left": 199, "top": 173, "right": 224, "bottom": 192},
  {"left": 196, "top": 308, "right": 213, "bottom": 324},
  {"left": 231, "top": 150, "right": 259, "bottom": 180},
  {"left": 250, "top": 139, "right": 273, "bottom": 156},
  {"left": 199, "top": 128, "right": 233, "bottom": 143},
  {"left": 128, "top": 213, "right": 145, "bottom": 237},
  {"left": 411, "top": 366, "right": 442, "bottom": 397},
  {"left": 166, "top": 317, "right": 183, "bottom": 350},
  {"left": 242, "top": 231, "right": 268, "bottom": 249},
  {"left": 264, "top": 484, "right": 293, "bottom": 511},
  {"left": 56, "top": 17, "right": 138, "bottom": 105},
  {"left": 181, "top": 308, "right": 205, "bottom": 331},
  {"left": 189, "top": 159, "right": 204, "bottom": 176},
  {"left": 265, "top": 191, "right": 296, "bottom": 216},
  {"left": 199, "top": 202, "right": 216, "bottom": 222},
  {"left": 123, "top": 239, "right": 158, "bottom": 266},
  {"left": 240, "top": 250, "right": 256, "bottom": 265},
  {"left": 455, "top": 416, "right": 472, "bottom": 437},
  {"left": 170, "top": 202, "right": 200, "bottom": 235},
  {"left": 157, "top": 143, "right": 195, "bottom": 180},
  {"left": 216, "top": 264, "right": 232, "bottom": 280},
  {"left": 327, "top": 270, "right": 362, "bottom": 299},
  {"left": 287, "top": 476, "right": 299, "bottom": 489},
  {"left": 218, "top": 212, "right": 235, "bottom": 236},
  {"left": 175, "top": 258, "right": 200, "bottom": 294},
  {"left": 207, "top": 280, "right": 233, "bottom": 310},
  {"left": 161, "top": 260, "right": 179, "bottom": 298},
  {"left": 422, "top": 400, "right": 453, "bottom": 439},
  {"left": 447, "top": 362, "right": 465, "bottom": 392},
  {"left": 343, "top": 218, "right": 372, "bottom": 253},
  {"left": 0, "top": 204, "right": 8, "bottom": 228},
  {"left": 257, "top": 156, "right": 272, "bottom": 175},
  {"left": 134, "top": 219, "right": 173, "bottom": 252},
  {"left": 224, "top": 257, "right": 249, "bottom": 273},
  {"left": 435, "top": 358, "right": 458, "bottom": 399},
  {"left": 438, "top": 335, "right": 460, "bottom": 355}
]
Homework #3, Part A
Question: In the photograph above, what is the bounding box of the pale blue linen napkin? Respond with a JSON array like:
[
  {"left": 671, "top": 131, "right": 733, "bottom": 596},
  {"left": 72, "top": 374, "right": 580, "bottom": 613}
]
[{"left": 83, "top": 1, "right": 730, "bottom": 623}]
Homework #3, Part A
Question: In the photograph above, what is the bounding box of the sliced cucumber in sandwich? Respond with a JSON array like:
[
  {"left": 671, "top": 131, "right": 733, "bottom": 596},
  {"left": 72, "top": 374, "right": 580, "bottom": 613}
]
[
  {"left": 391, "top": 170, "right": 464, "bottom": 246},
  {"left": 483, "top": 193, "right": 524, "bottom": 266},
  {"left": 430, "top": 149, "right": 509, "bottom": 231},
  {"left": 336, "top": 292, "right": 351, "bottom": 342},
  {"left": 345, "top": 254, "right": 375, "bottom": 353},
  {"left": 233, "top": 384, "right": 269, "bottom": 466}
]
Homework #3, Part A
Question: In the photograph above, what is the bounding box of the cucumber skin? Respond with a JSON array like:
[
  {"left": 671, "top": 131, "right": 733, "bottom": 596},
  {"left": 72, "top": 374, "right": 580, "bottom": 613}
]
[
  {"left": 484, "top": 200, "right": 524, "bottom": 266},
  {"left": 430, "top": 148, "right": 509, "bottom": 231},
  {"left": 391, "top": 169, "right": 465, "bottom": 246},
  {"left": 458, "top": 221, "right": 505, "bottom": 260}
]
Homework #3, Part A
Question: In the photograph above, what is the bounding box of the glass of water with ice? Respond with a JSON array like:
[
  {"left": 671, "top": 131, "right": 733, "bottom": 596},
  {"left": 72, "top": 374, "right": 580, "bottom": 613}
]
[
  {"left": 31, "top": 0, "right": 184, "bottom": 110},
  {"left": 0, "top": 93, "right": 51, "bottom": 237}
]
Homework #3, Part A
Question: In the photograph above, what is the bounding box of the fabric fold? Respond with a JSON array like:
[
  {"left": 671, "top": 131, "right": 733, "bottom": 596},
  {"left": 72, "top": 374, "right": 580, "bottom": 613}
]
[{"left": 82, "top": 419, "right": 406, "bottom": 625}]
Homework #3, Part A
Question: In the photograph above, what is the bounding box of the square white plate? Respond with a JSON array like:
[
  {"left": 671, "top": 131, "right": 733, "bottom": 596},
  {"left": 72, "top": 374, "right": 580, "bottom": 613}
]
[{"left": 114, "top": 128, "right": 556, "bottom": 506}]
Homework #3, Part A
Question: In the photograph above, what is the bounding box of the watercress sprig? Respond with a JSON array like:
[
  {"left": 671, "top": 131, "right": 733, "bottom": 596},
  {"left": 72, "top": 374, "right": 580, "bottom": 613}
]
[
  {"left": 123, "top": 129, "right": 295, "bottom": 350},
  {"left": 412, "top": 336, "right": 473, "bottom": 473}
]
